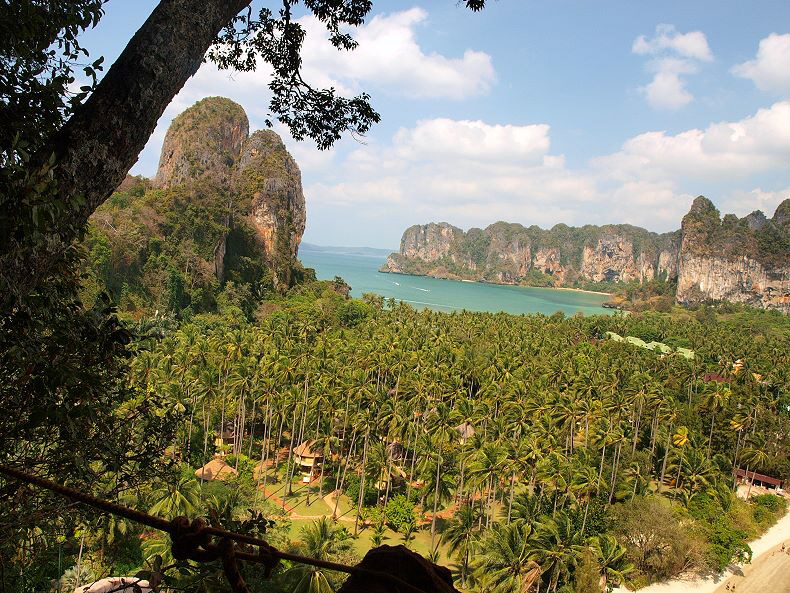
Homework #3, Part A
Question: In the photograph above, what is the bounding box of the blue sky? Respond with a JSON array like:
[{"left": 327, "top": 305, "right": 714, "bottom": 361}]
[{"left": 82, "top": 1, "right": 790, "bottom": 248}]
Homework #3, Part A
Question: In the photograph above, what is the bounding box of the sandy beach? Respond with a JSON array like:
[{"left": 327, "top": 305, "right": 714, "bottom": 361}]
[
  {"left": 613, "top": 511, "right": 790, "bottom": 593},
  {"left": 550, "top": 286, "right": 613, "bottom": 296}
]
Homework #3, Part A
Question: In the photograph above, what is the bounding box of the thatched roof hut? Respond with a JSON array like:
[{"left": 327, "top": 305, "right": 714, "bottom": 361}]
[
  {"left": 195, "top": 457, "right": 237, "bottom": 481},
  {"left": 455, "top": 422, "right": 476, "bottom": 440},
  {"left": 293, "top": 440, "right": 323, "bottom": 460}
]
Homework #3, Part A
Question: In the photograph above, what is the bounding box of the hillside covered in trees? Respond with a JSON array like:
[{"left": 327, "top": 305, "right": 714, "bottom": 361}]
[
  {"left": 82, "top": 98, "right": 312, "bottom": 319},
  {"left": 6, "top": 276, "right": 789, "bottom": 592}
]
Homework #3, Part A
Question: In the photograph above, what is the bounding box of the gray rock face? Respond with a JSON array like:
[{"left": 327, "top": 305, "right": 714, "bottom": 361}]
[
  {"left": 533, "top": 247, "right": 564, "bottom": 281},
  {"left": 676, "top": 197, "right": 789, "bottom": 311},
  {"left": 154, "top": 97, "right": 249, "bottom": 188},
  {"left": 234, "top": 130, "right": 306, "bottom": 288},
  {"left": 400, "top": 223, "right": 463, "bottom": 262},
  {"left": 382, "top": 222, "right": 678, "bottom": 289},
  {"left": 153, "top": 98, "right": 306, "bottom": 290},
  {"left": 677, "top": 254, "right": 789, "bottom": 309},
  {"left": 382, "top": 196, "right": 790, "bottom": 310},
  {"left": 581, "top": 236, "right": 639, "bottom": 283}
]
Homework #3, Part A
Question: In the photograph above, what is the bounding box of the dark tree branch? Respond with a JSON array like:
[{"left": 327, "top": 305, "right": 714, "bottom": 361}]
[{"left": 5, "top": 0, "right": 251, "bottom": 300}]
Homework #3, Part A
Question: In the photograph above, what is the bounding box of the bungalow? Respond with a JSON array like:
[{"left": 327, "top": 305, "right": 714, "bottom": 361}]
[
  {"left": 734, "top": 468, "right": 784, "bottom": 490},
  {"left": 195, "top": 457, "right": 238, "bottom": 481},
  {"left": 293, "top": 440, "right": 323, "bottom": 477}
]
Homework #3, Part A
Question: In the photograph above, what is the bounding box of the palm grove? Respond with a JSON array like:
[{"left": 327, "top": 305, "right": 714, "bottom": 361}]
[{"left": 1, "top": 2, "right": 789, "bottom": 593}]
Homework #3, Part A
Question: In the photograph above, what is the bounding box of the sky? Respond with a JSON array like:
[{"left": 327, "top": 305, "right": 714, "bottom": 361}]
[{"left": 81, "top": 1, "right": 790, "bottom": 248}]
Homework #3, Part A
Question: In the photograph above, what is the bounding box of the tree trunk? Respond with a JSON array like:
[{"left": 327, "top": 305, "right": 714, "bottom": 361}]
[
  {"left": 659, "top": 429, "right": 672, "bottom": 491},
  {"left": 354, "top": 430, "right": 370, "bottom": 536},
  {"left": 7, "top": 0, "right": 252, "bottom": 299},
  {"left": 597, "top": 442, "right": 607, "bottom": 496},
  {"left": 745, "top": 465, "right": 754, "bottom": 499},
  {"left": 334, "top": 431, "right": 358, "bottom": 520},
  {"left": 507, "top": 470, "right": 516, "bottom": 523},
  {"left": 430, "top": 443, "right": 443, "bottom": 550}
]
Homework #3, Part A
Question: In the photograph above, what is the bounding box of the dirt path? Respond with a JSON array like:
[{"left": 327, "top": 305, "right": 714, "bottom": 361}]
[{"left": 713, "top": 544, "right": 790, "bottom": 593}]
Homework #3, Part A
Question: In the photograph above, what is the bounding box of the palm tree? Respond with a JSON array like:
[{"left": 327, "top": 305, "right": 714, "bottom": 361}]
[
  {"left": 472, "top": 521, "right": 542, "bottom": 593},
  {"left": 532, "top": 512, "right": 585, "bottom": 593},
  {"left": 400, "top": 516, "right": 417, "bottom": 549},
  {"left": 589, "top": 534, "right": 634, "bottom": 591},
  {"left": 740, "top": 446, "right": 769, "bottom": 498},
  {"left": 701, "top": 385, "right": 730, "bottom": 455},
  {"left": 148, "top": 475, "right": 200, "bottom": 520},
  {"left": 670, "top": 425, "right": 689, "bottom": 481},
  {"left": 284, "top": 517, "right": 354, "bottom": 593},
  {"left": 441, "top": 503, "right": 481, "bottom": 587}
]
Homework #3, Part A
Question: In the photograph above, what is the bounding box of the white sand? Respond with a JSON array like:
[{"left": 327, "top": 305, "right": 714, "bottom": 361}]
[{"left": 612, "top": 510, "right": 790, "bottom": 593}]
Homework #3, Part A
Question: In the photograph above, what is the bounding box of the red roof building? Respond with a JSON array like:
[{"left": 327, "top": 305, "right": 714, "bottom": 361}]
[{"left": 734, "top": 468, "right": 785, "bottom": 490}]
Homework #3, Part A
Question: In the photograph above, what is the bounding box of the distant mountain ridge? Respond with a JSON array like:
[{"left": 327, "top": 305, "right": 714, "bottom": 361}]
[
  {"left": 301, "top": 243, "right": 393, "bottom": 257},
  {"left": 382, "top": 197, "right": 790, "bottom": 311}
]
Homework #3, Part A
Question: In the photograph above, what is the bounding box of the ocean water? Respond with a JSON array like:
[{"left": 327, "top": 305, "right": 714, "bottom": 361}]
[{"left": 299, "top": 247, "right": 614, "bottom": 317}]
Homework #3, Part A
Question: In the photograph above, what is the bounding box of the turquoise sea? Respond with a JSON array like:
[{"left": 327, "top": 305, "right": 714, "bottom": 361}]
[{"left": 299, "top": 246, "right": 614, "bottom": 317}]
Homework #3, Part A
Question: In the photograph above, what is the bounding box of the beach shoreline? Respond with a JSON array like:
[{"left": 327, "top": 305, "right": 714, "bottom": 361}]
[
  {"left": 550, "top": 286, "right": 613, "bottom": 296},
  {"left": 380, "top": 269, "right": 613, "bottom": 296},
  {"left": 613, "top": 510, "right": 790, "bottom": 593}
]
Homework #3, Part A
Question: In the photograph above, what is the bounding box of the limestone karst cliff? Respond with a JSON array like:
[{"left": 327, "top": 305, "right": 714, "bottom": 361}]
[
  {"left": 151, "top": 97, "right": 306, "bottom": 289},
  {"left": 382, "top": 197, "right": 790, "bottom": 311},
  {"left": 676, "top": 197, "right": 789, "bottom": 310},
  {"left": 86, "top": 97, "right": 307, "bottom": 314},
  {"left": 234, "top": 130, "right": 306, "bottom": 288},
  {"left": 154, "top": 97, "right": 249, "bottom": 189},
  {"left": 384, "top": 221, "right": 680, "bottom": 288}
]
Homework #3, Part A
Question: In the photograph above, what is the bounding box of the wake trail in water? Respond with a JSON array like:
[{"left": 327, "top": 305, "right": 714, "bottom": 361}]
[
  {"left": 411, "top": 287, "right": 430, "bottom": 292},
  {"left": 401, "top": 299, "right": 456, "bottom": 310}
]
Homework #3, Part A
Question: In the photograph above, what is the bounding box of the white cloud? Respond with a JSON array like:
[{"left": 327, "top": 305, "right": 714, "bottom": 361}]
[
  {"left": 596, "top": 101, "right": 790, "bottom": 179},
  {"left": 633, "top": 24, "right": 712, "bottom": 110},
  {"left": 298, "top": 8, "right": 495, "bottom": 99},
  {"left": 642, "top": 59, "right": 697, "bottom": 109},
  {"left": 632, "top": 24, "right": 713, "bottom": 61},
  {"left": 309, "top": 102, "right": 790, "bottom": 235},
  {"left": 719, "top": 187, "right": 790, "bottom": 218},
  {"left": 393, "top": 119, "right": 550, "bottom": 163},
  {"left": 732, "top": 33, "right": 790, "bottom": 95},
  {"left": 130, "top": 8, "right": 496, "bottom": 176}
]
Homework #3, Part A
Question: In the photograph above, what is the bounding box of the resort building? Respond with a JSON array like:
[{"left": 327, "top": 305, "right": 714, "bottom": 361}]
[
  {"left": 734, "top": 468, "right": 785, "bottom": 491},
  {"left": 195, "top": 457, "right": 238, "bottom": 481},
  {"left": 293, "top": 440, "right": 323, "bottom": 478}
]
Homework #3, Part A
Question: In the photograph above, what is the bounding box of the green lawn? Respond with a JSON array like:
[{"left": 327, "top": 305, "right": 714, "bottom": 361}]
[
  {"left": 257, "top": 469, "right": 457, "bottom": 564},
  {"left": 286, "top": 518, "right": 450, "bottom": 561}
]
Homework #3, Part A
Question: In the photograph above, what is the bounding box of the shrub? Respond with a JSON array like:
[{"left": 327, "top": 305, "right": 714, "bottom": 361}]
[
  {"left": 345, "top": 474, "right": 377, "bottom": 507},
  {"left": 612, "top": 496, "right": 705, "bottom": 582},
  {"left": 752, "top": 494, "right": 786, "bottom": 513},
  {"left": 385, "top": 495, "right": 416, "bottom": 532}
]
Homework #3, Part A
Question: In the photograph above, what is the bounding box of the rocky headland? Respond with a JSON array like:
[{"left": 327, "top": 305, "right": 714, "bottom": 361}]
[
  {"left": 87, "top": 97, "right": 307, "bottom": 315},
  {"left": 152, "top": 97, "right": 306, "bottom": 288},
  {"left": 382, "top": 197, "right": 790, "bottom": 311}
]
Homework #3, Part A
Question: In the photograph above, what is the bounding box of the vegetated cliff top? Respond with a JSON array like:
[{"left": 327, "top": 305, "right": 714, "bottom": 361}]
[
  {"left": 398, "top": 217, "right": 680, "bottom": 266},
  {"left": 154, "top": 96, "right": 250, "bottom": 188},
  {"left": 84, "top": 97, "right": 308, "bottom": 317},
  {"left": 681, "top": 196, "right": 790, "bottom": 267}
]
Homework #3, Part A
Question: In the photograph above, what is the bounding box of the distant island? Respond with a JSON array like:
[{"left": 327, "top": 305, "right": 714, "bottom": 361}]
[{"left": 382, "top": 197, "right": 790, "bottom": 312}]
